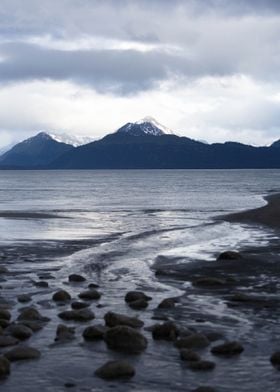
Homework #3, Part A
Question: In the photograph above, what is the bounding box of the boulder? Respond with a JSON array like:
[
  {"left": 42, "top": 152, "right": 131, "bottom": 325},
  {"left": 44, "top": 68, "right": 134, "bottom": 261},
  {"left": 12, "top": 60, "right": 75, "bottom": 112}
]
[
  {"left": 35, "top": 281, "right": 49, "bottom": 288},
  {"left": 217, "top": 251, "right": 242, "bottom": 261},
  {"left": 88, "top": 283, "right": 99, "bottom": 289},
  {"left": 157, "top": 298, "right": 176, "bottom": 309},
  {"left": 193, "top": 277, "right": 226, "bottom": 287},
  {"left": 125, "top": 291, "right": 151, "bottom": 303},
  {"left": 71, "top": 301, "right": 90, "bottom": 310},
  {"left": 0, "top": 319, "right": 10, "bottom": 328},
  {"left": 17, "top": 307, "right": 49, "bottom": 322},
  {"left": 37, "top": 272, "right": 55, "bottom": 280},
  {"left": 4, "top": 346, "right": 41, "bottom": 361},
  {"left": 6, "top": 324, "right": 33, "bottom": 340},
  {"left": 175, "top": 333, "right": 210, "bottom": 349},
  {"left": 180, "top": 349, "right": 201, "bottom": 362},
  {"left": 78, "top": 289, "right": 101, "bottom": 300},
  {"left": 188, "top": 360, "right": 216, "bottom": 371},
  {"left": 68, "top": 274, "right": 86, "bottom": 282},
  {"left": 193, "top": 387, "right": 216, "bottom": 392},
  {"left": 0, "top": 336, "right": 18, "bottom": 347},
  {"left": 17, "top": 294, "right": 32, "bottom": 303},
  {"left": 95, "top": 360, "right": 135, "bottom": 380},
  {"left": 104, "top": 325, "right": 147, "bottom": 353},
  {"left": 270, "top": 352, "right": 280, "bottom": 369},
  {"left": 83, "top": 325, "right": 105, "bottom": 340},
  {"left": 58, "top": 308, "right": 95, "bottom": 322},
  {"left": 0, "top": 309, "right": 11, "bottom": 321},
  {"left": 52, "top": 290, "right": 71, "bottom": 302},
  {"left": 127, "top": 299, "right": 149, "bottom": 310},
  {"left": 104, "top": 311, "right": 144, "bottom": 328},
  {"left": 0, "top": 266, "right": 8, "bottom": 274},
  {"left": 55, "top": 324, "right": 75, "bottom": 342},
  {"left": 17, "top": 308, "right": 50, "bottom": 331},
  {"left": 0, "top": 356, "right": 10, "bottom": 377},
  {"left": 152, "top": 321, "right": 179, "bottom": 341},
  {"left": 204, "top": 331, "right": 224, "bottom": 342},
  {"left": 211, "top": 341, "right": 244, "bottom": 356}
]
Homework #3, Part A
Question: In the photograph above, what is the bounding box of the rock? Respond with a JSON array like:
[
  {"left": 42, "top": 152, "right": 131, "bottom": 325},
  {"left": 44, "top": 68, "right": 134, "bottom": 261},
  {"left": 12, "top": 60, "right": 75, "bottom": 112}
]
[
  {"left": 217, "top": 251, "right": 242, "bottom": 261},
  {"left": 35, "top": 281, "right": 49, "bottom": 288},
  {"left": 88, "top": 283, "right": 99, "bottom": 289},
  {"left": 193, "top": 277, "right": 226, "bottom": 287},
  {"left": 83, "top": 325, "right": 105, "bottom": 340},
  {"left": 0, "top": 319, "right": 10, "bottom": 328},
  {"left": 18, "top": 307, "right": 49, "bottom": 322},
  {"left": 52, "top": 290, "right": 71, "bottom": 302},
  {"left": 6, "top": 324, "right": 33, "bottom": 340},
  {"left": 71, "top": 301, "right": 90, "bottom": 310},
  {"left": 125, "top": 291, "right": 152, "bottom": 303},
  {"left": 64, "top": 382, "right": 76, "bottom": 388},
  {"left": 188, "top": 360, "right": 216, "bottom": 371},
  {"left": 229, "top": 292, "right": 269, "bottom": 306},
  {"left": 127, "top": 299, "right": 149, "bottom": 310},
  {"left": 193, "top": 387, "right": 216, "bottom": 392},
  {"left": 0, "top": 336, "right": 18, "bottom": 347},
  {"left": 104, "top": 326, "right": 148, "bottom": 353},
  {"left": 17, "top": 294, "right": 32, "bottom": 303},
  {"left": 204, "top": 331, "right": 224, "bottom": 342},
  {"left": 152, "top": 322, "right": 179, "bottom": 341},
  {"left": 17, "top": 307, "right": 49, "bottom": 331},
  {"left": 211, "top": 341, "right": 244, "bottom": 356},
  {"left": 78, "top": 289, "right": 101, "bottom": 300},
  {"left": 0, "top": 266, "right": 8, "bottom": 274},
  {"left": 175, "top": 333, "right": 210, "bottom": 349},
  {"left": 68, "top": 274, "right": 86, "bottom": 282},
  {"left": 55, "top": 324, "right": 75, "bottom": 342},
  {"left": 38, "top": 272, "right": 55, "bottom": 280},
  {"left": 270, "top": 352, "right": 280, "bottom": 369},
  {"left": 0, "top": 309, "right": 11, "bottom": 321},
  {"left": 4, "top": 346, "right": 41, "bottom": 361},
  {"left": 104, "top": 311, "right": 144, "bottom": 328},
  {"left": 58, "top": 308, "right": 95, "bottom": 322},
  {"left": 95, "top": 360, "right": 135, "bottom": 380},
  {"left": 0, "top": 356, "right": 10, "bottom": 377},
  {"left": 180, "top": 349, "right": 201, "bottom": 362},
  {"left": 157, "top": 298, "right": 176, "bottom": 309}
]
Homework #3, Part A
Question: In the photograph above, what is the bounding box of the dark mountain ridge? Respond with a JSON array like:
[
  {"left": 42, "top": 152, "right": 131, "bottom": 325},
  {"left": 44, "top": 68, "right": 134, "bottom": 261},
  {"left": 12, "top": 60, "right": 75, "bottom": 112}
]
[
  {"left": 0, "top": 132, "right": 74, "bottom": 168},
  {"left": 0, "top": 119, "right": 279, "bottom": 169}
]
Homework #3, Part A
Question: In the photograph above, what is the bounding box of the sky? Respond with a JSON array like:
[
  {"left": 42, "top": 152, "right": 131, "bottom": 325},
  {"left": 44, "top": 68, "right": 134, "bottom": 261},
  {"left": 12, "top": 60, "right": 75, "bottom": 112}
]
[{"left": 0, "top": 0, "right": 280, "bottom": 147}]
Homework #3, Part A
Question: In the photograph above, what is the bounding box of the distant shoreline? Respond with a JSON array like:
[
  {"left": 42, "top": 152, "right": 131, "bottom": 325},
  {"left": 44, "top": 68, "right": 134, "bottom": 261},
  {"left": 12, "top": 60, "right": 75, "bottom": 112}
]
[{"left": 221, "top": 192, "right": 280, "bottom": 229}]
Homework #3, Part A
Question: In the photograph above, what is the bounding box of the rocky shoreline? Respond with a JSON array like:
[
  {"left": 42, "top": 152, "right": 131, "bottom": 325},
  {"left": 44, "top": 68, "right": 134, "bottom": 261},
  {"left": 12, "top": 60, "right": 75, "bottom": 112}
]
[{"left": 0, "top": 194, "right": 280, "bottom": 391}]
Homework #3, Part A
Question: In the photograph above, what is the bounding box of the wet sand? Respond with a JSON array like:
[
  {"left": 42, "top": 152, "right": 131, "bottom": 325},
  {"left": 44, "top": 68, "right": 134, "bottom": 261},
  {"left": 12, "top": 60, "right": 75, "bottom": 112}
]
[{"left": 221, "top": 192, "right": 280, "bottom": 229}]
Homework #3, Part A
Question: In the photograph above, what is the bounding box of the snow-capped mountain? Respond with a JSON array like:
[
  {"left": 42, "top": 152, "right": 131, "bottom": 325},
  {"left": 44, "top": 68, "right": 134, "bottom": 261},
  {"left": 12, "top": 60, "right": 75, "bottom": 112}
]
[
  {"left": 48, "top": 132, "right": 95, "bottom": 147},
  {"left": 0, "top": 132, "right": 74, "bottom": 167},
  {"left": 116, "top": 116, "right": 175, "bottom": 137}
]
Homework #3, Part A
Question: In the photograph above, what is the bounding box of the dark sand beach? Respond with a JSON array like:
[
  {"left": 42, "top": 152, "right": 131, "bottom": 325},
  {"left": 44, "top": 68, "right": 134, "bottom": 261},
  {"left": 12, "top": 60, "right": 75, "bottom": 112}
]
[{"left": 222, "top": 193, "right": 280, "bottom": 229}]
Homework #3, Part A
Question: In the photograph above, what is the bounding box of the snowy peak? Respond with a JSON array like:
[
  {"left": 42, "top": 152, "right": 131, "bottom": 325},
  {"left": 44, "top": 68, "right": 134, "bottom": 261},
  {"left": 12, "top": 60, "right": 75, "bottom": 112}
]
[
  {"left": 25, "top": 131, "right": 94, "bottom": 147},
  {"left": 48, "top": 132, "right": 94, "bottom": 147},
  {"left": 116, "top": 117, "right": 174, "bottom": 137}
]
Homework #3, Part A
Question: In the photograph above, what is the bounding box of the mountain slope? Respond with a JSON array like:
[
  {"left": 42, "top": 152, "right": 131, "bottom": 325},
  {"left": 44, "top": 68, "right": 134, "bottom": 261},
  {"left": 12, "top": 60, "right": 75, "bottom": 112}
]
[
  {"left": 50, "top": 119, "right": 280, "bottom": 169},
  {"left": 0, "top": 132, "right": 74, "bottom": 168}
]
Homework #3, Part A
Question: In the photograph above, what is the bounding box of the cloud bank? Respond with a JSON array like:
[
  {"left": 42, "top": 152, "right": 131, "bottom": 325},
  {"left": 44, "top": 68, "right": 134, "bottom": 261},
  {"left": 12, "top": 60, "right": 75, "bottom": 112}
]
[{"left": 0, "top": 0, "right": 280, "bottom": 146}]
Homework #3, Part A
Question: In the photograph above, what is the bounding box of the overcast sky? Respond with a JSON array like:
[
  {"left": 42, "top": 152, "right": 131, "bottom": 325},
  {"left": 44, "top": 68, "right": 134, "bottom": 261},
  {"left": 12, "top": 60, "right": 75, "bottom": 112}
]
[{"left": 1, "top": 0, "right": 280, "bottom": 147}]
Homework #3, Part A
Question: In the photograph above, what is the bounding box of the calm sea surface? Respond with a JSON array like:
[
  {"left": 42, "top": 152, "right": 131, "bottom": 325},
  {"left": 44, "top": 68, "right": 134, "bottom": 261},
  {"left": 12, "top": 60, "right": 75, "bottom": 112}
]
[{"left": 0, "top": 170, "right": 279, "bottom": 392}]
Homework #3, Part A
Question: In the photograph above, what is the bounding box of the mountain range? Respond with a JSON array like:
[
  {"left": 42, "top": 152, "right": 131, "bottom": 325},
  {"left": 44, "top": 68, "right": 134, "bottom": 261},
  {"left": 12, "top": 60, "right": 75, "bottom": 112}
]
[{"left": 0, "top": 117, "right": 280, "bottom": 169}]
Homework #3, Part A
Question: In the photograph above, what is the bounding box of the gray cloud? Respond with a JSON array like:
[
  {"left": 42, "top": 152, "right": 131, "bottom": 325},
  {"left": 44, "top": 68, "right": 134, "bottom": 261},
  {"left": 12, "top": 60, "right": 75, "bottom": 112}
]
[{"left": 0, "top": 0, "right": 280, "bottom": 145}]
